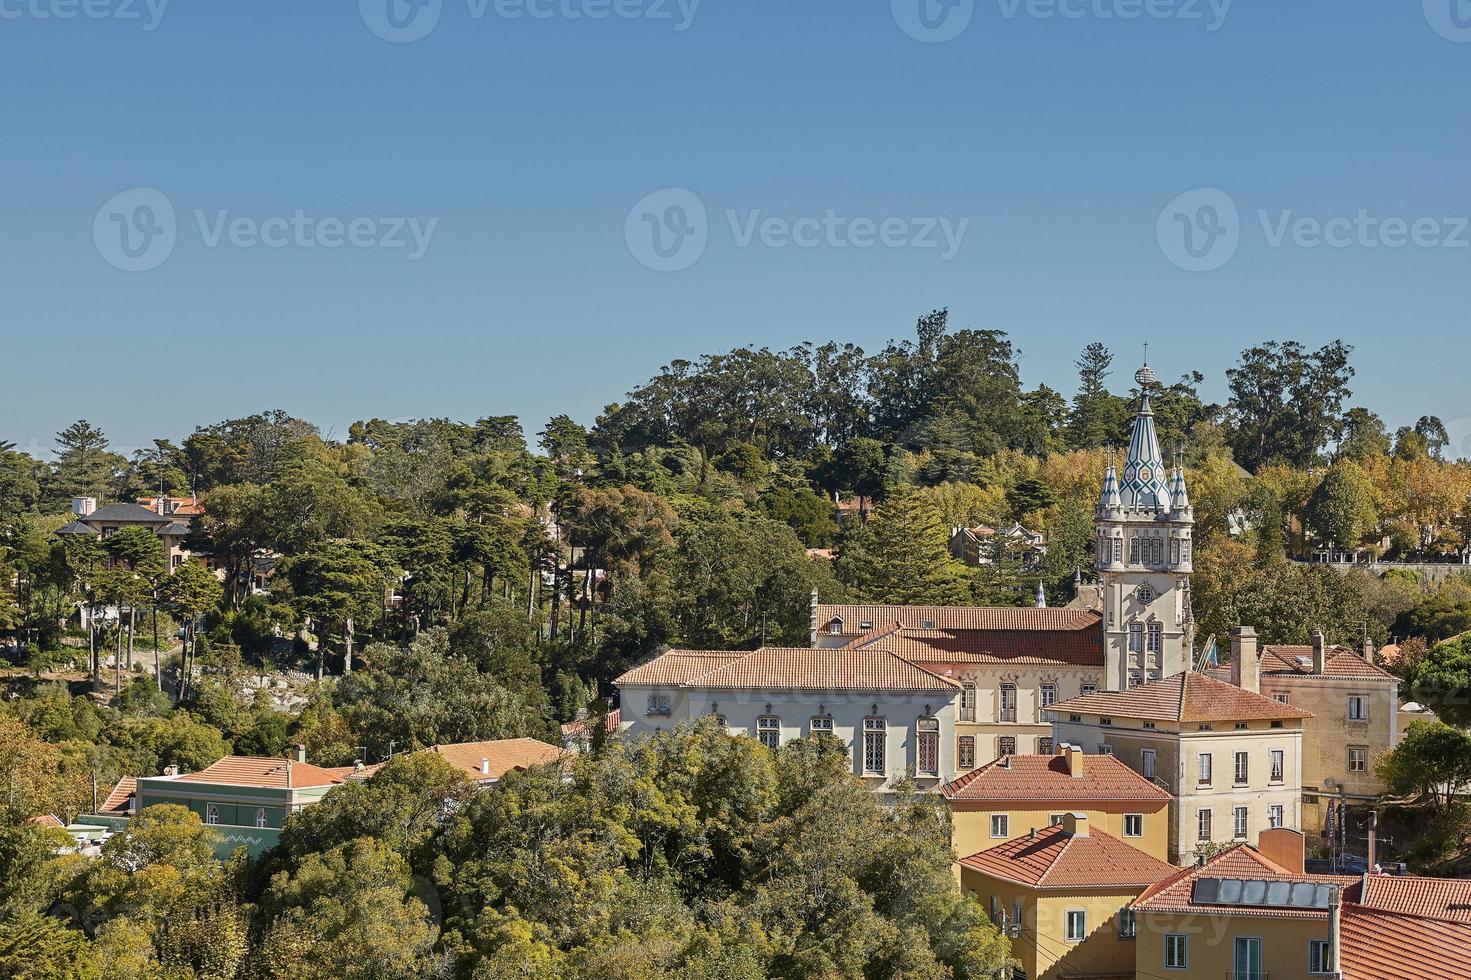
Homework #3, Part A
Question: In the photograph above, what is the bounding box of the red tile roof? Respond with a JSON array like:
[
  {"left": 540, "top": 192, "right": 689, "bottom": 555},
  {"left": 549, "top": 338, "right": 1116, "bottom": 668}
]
[
  {"left": 943, "top": 753, "right": 1170, "bottom": 804},
  {"left": 616, "top": 646, "right": 959, "bottom": 693},
  {"left": 1357, "top": 874, "right": 1471, "bottom": 924},
  {"left": 97, "top": 775, "right": 137, "bottom": 816},
  {"left": 1132, "top": 844, "right": 1354, "bottom": 918},
  {"left": 28, "top": 814, "right": 64, "bottom": 828},
  {"left": 172, "top": 756, "right": 349, "bottom": 789},
  {"left": 1340, "top": 904, "right": 1471, "bottom": 979},
  {"left": 817, "top": 604, "right": 1101, "bottom": 634},
  {"left": 560, "top": 708, "right": 621, "bottom": 739},
  {"left": 1049, "top": 671, "right": 1313, "bottom": 723},
  {"left": 959, "top": 823, "right": 1176, "bottom": 889},
  {"left": 1259, "top": 644, "right": 1395, "bottom": 680},
  {"left": 425, "top": 738, "right": 564, "bottom": 781},
  {"left": 615, "top": 650, "right": 747, "bottom": 686}
]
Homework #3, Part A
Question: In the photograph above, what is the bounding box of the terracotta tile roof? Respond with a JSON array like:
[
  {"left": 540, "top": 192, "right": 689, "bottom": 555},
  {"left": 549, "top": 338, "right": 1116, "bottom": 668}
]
[
  {"left": 560, "top": 708, "right": 621, "bottom": 739},
  {"left": 817, "top": 603, "right": 1101, "bottom": 634},
  {"left": 425, "top": 738, "right": 564, "bottom": 781},
  {"left": 1049, "top": 671, "right": 1313, "bottom": 723},
  {"left": 172, "top": 756, "right": 349, "bottom": 789},
  {"left": 1259, "top": 644, "right": 1395, "bottom": 680},
  {"left": 28, "top": 814, "right": 64, "bottom": 828},
  {"left": 860, "top": 626, "right": 1106, "bottom": 667},
  {"left": 1357, "top": 874, "right": 1471, "bottom": 924},
  {"left": 689, "top": 647, "right": 960, "bottom": 693},
  {"left": 325, "top": 763, "right": 384, "bottom": 782},
  {"left": 1341, "top": 904, "right": 1471, "bottom": 979},
  {"left": 615, "top": 650, "right": 747, "bottom": 686},
  {"left": 97, "top": 775, "right": 137, "bottom": 816},
  {"left": 958, "top": 824, "right": 1176, "bottom": 889},
  {"left": 943, "top": 753, "right": 1170, "bottom": 804},
  {"left": 1132, "top": 844, "right": 1354, "bottom": 918}
]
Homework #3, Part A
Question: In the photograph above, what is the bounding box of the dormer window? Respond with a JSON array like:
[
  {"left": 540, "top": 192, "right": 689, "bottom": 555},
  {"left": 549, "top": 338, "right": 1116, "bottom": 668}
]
[
  {"left": 858, "top": 620, "right": 873, "bottom": 631},
  {"left": 827, "top": 618, "right": 843, "bottom": 635}
]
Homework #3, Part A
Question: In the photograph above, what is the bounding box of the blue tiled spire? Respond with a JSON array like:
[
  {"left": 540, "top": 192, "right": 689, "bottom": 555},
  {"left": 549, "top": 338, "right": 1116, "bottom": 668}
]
[{"left": 1119, "top": 365, "right": 1170, "bottom": 513}]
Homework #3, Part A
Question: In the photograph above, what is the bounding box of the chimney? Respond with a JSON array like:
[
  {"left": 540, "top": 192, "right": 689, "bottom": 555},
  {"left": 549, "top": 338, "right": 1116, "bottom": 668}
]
[
  {"left": 809, "top": 589, "right": 820, "bottom": 647},
  {"left": 286, "top": 759, "right": 293, "bottom": 789},
  {"left": 1312, "top": 631, "right": 1328, "bottom": 674},
  {"left": 1256, "top": 827, "right": 1306, "bottom": 875},
  {"left": 480, "top": 758, "right": 491, "bottom": 775},
  {"left": 162, "top": 765, "right": 179, "bottom": 777},
  {"left": 1063, "top": 744, "right": 1084, "bottom": 778},
  {"left": 293, "top": 744, "right": 307, "bottom": 764},
  {"left": 1231, "top": 627, "right": 1259, "bottom": 693},
  {"left": 1363, "top": 634, "right": 1376, "bottom": 666},
  {"left": 1062, "top": 812, "right": 1089, "bottom": 838},
  {"left": 1329, "top": 885, "right": 1343, "bottom": 980},
  {"left": 72, "top": 497, "right": 97, "bottom": 517}
]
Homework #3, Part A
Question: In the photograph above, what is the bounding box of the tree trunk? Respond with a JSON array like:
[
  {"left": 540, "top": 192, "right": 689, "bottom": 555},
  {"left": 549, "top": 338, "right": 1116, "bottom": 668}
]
[
  {"left": 89, "top": 611, "right": 99, "bottom": 692},
  {"left": 126, "top": 607, "right": 135, "bottom": 672},
  {"left": 343, "top": 617, "right": 354, "bottom": 674},
  {"left": 151, "top": 603, "right": 161, "bottom": 689},
  {"left": 114, "top": 617, "right": 123, "bottom": 692}
]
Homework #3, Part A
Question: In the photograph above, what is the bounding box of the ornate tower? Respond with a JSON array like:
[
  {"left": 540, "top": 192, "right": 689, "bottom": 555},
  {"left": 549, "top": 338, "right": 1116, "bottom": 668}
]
[{"left": 1094, "top": 364, "right": 1194, "bottom": 690}]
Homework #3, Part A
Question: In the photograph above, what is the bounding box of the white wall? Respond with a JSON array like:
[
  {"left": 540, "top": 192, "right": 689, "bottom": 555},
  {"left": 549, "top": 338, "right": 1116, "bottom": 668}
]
[{"left": 620, "top": 684, "right": 960, "bottom": 787}]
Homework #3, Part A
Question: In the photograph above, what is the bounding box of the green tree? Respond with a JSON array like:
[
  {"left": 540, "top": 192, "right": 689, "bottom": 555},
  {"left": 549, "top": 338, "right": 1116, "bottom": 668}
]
[
  {"left": 1408, "top": 634, "right": 1471, "bottom": 727},
  {"left": 1226, "top": 340, "right": 1355, "bottom": 471},
  {"left": 835, "top": 491, "right": 970, "bottom": 605},
  {"left": 1375, "top": 720, "right": 1471, "bottom": 819},
  {"left": 280, "top": 540, "right": 397, "bottom": 677},
  {"left": 47, "top": 421, "right": 125, "bottom": 506},
  {"left": 162, "top": 559, "right": 224, "bottom": 701},
  {"left": 1304, "top": 461, "right": 1378, "bottom": 551}
]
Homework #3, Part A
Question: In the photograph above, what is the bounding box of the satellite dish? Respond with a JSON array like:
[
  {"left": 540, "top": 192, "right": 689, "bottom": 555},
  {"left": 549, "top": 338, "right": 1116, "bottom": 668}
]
[{"left": 1323, "top": 779, "right": 1336, "bottom": 789}]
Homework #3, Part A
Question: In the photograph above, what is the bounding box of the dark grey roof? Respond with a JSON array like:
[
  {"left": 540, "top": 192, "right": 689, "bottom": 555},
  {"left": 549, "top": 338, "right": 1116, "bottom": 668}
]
[
  {"left": 157, "top": 522, "right": 192, "bottom": 536},
  {"left": 55, "top": 520, "right": 99, "bottom": 536},
  {"left": 82, "top": 503, "right": 171, "bottom": 524}
]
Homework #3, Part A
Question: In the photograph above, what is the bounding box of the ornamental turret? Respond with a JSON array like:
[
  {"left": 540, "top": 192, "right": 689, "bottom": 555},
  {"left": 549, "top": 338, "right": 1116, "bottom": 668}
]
[{"left": 1094, "top": 362, "right": 1194, "bottom": 691}]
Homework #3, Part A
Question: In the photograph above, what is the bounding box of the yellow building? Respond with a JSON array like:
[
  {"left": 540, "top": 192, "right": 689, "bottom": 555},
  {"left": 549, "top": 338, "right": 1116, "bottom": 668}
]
[
  {"left": 958, "top": 812, "right": 1176, "bottom": 980},
  {"left": 1047, "top": 669, "right": 1312, "bottom": 864},
  {"left": 943, "top": 745, "right": 1171, "bottom": 861}
]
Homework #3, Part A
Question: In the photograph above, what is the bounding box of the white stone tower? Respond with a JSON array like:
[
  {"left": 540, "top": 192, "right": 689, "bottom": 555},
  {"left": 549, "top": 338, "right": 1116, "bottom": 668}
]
[{"left": 1094, "top": 363, "right": 1194, "bottom": 690}]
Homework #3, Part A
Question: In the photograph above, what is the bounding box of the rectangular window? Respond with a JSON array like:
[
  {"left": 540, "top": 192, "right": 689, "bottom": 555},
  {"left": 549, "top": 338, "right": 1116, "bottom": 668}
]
[
  {"left": 1309, "top": 939, "right": 1333, "bottom": 974},
  {"left": 1197, "top": 808, "right": 1212, "bottom": 842},
  {"left": 255, "top": 807, "right": 267, "bottom": 829},
  {"left": 1170, "top": 539, "right": 1181, "bottom": 564},
  {"left": 1129, "top": 538, "right": 1140, "bottom": 565},
  {"left": 1118, "top": 907, "right": 1137, "bottom": 939},
  {"left": 1235, "top": 751, "right": 1249, "bottom": 785},
  {"left": 1269, "top": 805, "right": 1284, "bottom": 829},
  {"left": 1128, "top": 623, "right": 1144, "bottom": 653},
  {"left": 961, "top": 682, "right": 977, "bottom": 722},
  {"left": 997, "top": 736, "right": 1016, "bottom": 757},
  {"left": 991, "top": 814, "right": 1009, "bottom": 839},
  {"left": 1112, "top": 538, "right": 1122, "bottom": 563},
  {"left": 1348, "top": 747, "right": 1367, "bottom": 772},
  {"left": 1270, "top": 749, "right": 1285, "bottom": 783},
  {"left": 1141, "top": 749, "right": 1156, "bottom": 780},
  {"left": 1040, "top": 683, "right": 1057, "bottom": 708},
  {"left": 1037, "top": 737, "right": 1054, "bottom": 754},
  {"left": 957, "top": 736, "right": 976, "bottom": 771},
  {"left": 1124, "top": 813, "right": 1143, "bottom": 837},
  {"left": 1348, "top": 695, "right": 1368, "bottom": 722},
  {"left": 810, "top": 716, "right": 833, "bottom": 736},
  {"left": 999, "top": 684, "right": 1017, "bottom": 723},
  {"left": 1165, "top": 934, "right": 1189, "bottom": 970},
  {"left": 646, "top": 693, "right": 671, "bottom": 716},
  {"left": 1098, "top": 744, "right": 1114, "bottom": 756},
  {"left": 916, "top": 718, "right": 940, "bottom": 776},
  {"left": 1080, "top": 684, "right": 1097, "bottom": 697},
  {"left": 1234, "top": 806, "right": 1248, "bottom": 840},
  {"left": 1198, "top": 752, "right": 1213, "bottom": 786},
  {"left": 1147, "top": 622, "right": 1163, "bottom": 654},
  {"left": 863, "top": 717, "right": 886, "bottom": 775},
  {"left": 757, "top": 716, "right": 781, "bottom": 750},
  {"left": 1273, "top": 692, "right": 1290, "bottom": 704},
  {"left": 206, "top": 803, "right": 219, "bottom": 826},
  {"left": 1065, "top": 909, "right": 1086, "bottom": 943}
]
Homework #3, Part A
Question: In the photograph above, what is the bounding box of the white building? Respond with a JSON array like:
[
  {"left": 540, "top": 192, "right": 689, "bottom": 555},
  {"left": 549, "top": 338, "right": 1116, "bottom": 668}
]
[{"left": 615, "top": 646, "right": 962, "bottom": 791}]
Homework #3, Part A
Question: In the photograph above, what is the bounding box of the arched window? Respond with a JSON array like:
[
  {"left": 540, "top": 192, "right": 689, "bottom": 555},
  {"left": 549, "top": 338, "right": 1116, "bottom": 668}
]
[{"left": 916, "top": 717, "right": 940, "bottom": 776}]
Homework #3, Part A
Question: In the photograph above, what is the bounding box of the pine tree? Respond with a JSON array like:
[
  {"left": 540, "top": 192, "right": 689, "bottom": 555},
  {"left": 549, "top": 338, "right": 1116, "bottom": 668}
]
[{"left": 835, "top": 491, "right": 970, "bottom": 605}]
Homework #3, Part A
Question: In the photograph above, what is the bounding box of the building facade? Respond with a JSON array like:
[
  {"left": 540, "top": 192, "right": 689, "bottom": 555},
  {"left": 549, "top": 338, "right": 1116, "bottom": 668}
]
[
  {"left": 615, "top": 646, "right": 962, "bottom": 791},
  {"left": 1047, "top": 670, "right": 1311, "bottom": 865}
]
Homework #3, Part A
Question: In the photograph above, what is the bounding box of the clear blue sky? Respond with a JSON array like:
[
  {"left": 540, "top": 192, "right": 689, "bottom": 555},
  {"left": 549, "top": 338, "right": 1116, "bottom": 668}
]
[{"left": 4, "top": 1, "right": 1469, "bottom": 459}]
